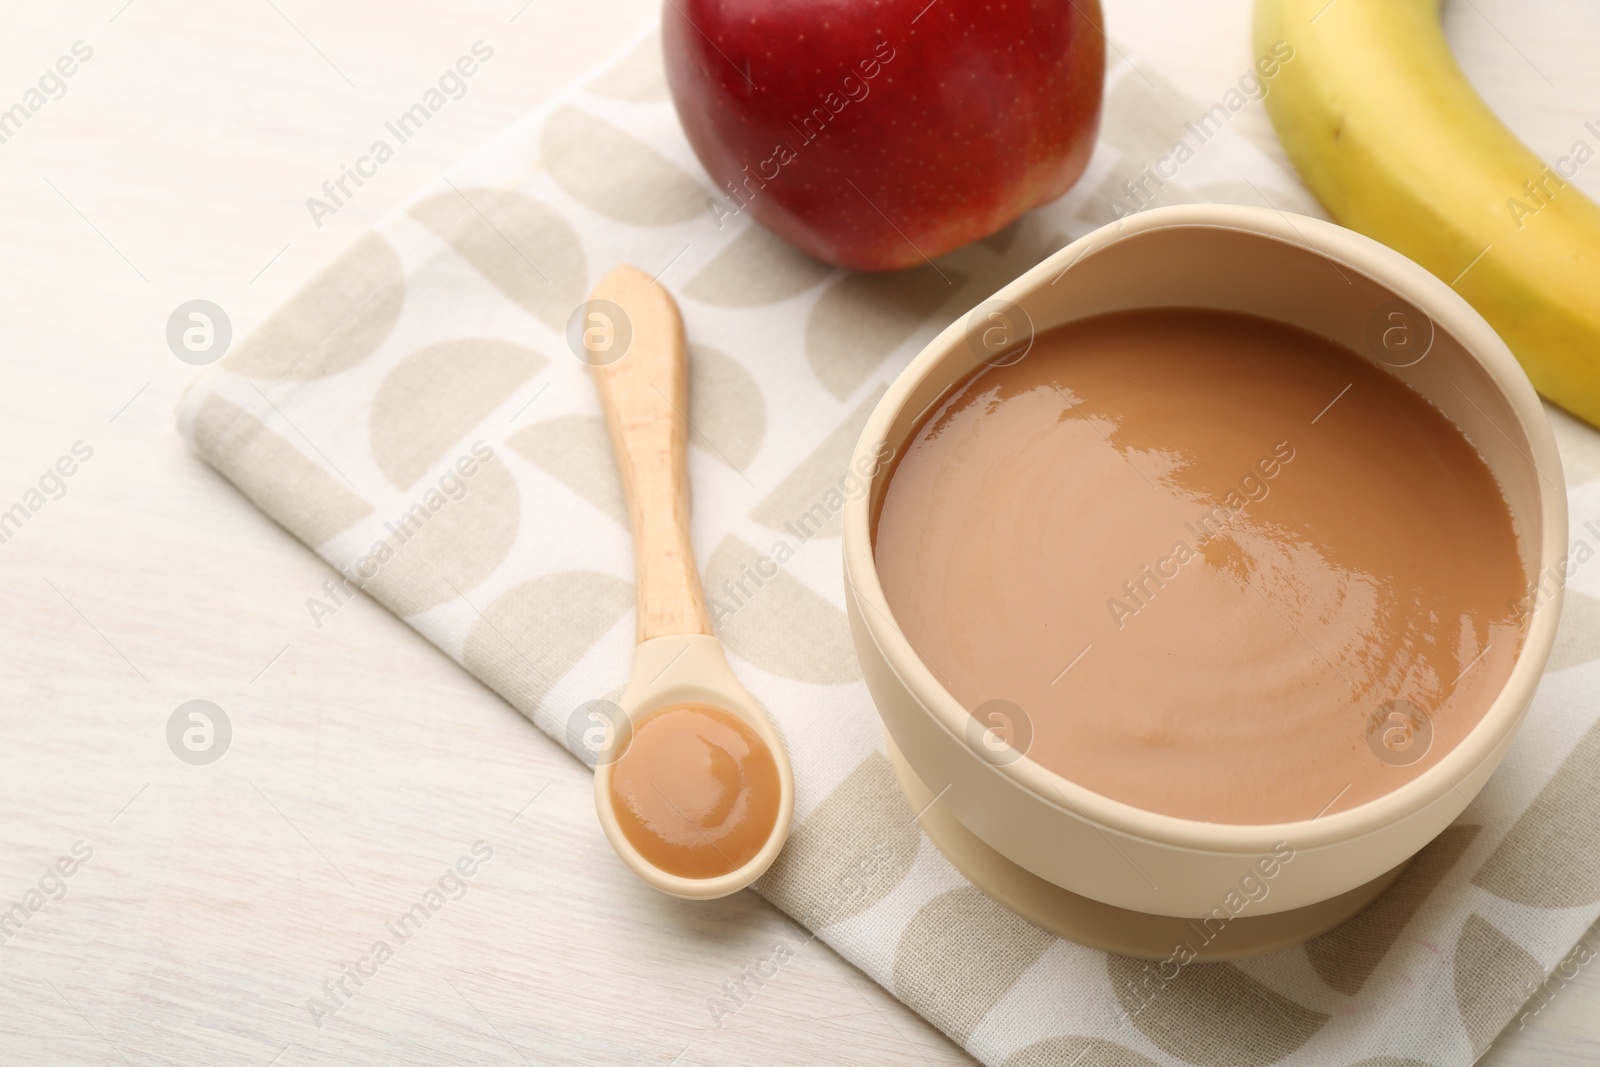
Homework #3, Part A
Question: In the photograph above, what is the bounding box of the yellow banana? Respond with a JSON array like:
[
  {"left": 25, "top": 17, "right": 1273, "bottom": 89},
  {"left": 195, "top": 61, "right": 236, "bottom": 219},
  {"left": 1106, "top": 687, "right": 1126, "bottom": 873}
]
[{"left": 1255, "top": 0, "right": 1600, "bottom": 428}]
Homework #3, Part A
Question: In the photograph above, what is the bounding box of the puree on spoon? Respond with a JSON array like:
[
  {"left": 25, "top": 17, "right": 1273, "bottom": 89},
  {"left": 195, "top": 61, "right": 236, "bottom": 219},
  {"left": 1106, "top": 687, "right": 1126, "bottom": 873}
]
[{"left": 608, "top": 703, "right": 782, "bottom": 878}]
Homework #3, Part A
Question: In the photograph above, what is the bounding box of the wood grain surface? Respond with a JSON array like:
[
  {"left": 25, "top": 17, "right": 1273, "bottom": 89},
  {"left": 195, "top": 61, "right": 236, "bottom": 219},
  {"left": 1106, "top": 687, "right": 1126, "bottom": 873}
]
[{"left": 0, "top": 1, "right": 1595, "bottom": 1064}]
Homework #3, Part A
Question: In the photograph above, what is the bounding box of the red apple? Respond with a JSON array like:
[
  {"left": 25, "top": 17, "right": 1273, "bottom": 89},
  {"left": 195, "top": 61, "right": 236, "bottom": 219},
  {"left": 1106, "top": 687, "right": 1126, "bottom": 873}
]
[{"left": 662, "top": 0, "right": 1105, "bottom": 270}]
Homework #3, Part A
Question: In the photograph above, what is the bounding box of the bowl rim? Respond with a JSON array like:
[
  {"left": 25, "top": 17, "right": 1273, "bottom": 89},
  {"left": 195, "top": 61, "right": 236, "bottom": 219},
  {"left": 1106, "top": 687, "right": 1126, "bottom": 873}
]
[{"left": 841, "top": 203, "right": 1567, "bottom": 853}]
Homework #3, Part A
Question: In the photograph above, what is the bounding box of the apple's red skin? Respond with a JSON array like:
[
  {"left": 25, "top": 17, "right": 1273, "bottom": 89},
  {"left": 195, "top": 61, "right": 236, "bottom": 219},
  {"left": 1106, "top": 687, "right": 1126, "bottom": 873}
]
[{"left": 663, "top": 0, "right": 1105, "bottom": 270}]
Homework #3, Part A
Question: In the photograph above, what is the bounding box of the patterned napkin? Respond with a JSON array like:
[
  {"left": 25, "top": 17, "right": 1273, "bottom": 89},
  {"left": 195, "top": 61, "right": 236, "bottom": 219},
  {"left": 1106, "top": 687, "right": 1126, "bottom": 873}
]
[{"left": 176, "top": 23, "right": 1600, "bottom": 1066}]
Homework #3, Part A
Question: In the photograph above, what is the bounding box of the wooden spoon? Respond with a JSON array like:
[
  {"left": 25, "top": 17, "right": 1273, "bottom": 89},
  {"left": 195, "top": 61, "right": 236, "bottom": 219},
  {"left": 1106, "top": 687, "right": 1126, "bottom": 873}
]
[{"left": 585, "top": 264, "right": 794, "bottom": 900}]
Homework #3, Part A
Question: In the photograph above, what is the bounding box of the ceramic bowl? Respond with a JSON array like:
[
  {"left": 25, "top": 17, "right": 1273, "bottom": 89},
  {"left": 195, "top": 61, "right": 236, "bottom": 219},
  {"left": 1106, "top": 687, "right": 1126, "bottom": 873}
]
[{"left": 842, "top": 204, "right": 1565, "bottom": 920}]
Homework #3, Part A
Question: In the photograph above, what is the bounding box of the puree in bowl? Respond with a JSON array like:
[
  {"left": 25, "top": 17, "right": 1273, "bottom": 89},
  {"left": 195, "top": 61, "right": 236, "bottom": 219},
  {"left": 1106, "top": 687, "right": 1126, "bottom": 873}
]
[{"left": 874, "top": 307, "right": 1527, "bottom": 824}]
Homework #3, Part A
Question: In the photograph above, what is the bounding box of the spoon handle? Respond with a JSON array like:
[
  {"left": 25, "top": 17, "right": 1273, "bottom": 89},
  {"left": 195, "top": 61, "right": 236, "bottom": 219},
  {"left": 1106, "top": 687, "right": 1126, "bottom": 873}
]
[{"left": 588, "top": 265, "right": 714, "bottom": 644}]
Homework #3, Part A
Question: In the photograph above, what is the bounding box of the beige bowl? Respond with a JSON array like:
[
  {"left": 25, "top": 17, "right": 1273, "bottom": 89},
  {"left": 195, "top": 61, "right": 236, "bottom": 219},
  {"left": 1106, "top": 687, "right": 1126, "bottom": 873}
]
[{"left": 842, "top": 204, "right": 1565, "bottom": 925}]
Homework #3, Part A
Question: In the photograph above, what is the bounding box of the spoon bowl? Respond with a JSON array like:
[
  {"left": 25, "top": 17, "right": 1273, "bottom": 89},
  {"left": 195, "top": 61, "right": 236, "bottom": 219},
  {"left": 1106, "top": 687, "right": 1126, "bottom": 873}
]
[
  {"left": 585, "top": 264, "right": 794, "bottom": 900},
  {"left": 594, "top": 634, "right": 793, "bottom": 899}
]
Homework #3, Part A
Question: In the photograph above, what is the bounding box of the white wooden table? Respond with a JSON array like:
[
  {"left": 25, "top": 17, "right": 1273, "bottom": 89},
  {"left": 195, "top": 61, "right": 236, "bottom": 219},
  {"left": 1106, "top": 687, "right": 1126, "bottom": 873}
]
[{"left": 0, "top": 1, "right": 1594, "bottom": 1063}]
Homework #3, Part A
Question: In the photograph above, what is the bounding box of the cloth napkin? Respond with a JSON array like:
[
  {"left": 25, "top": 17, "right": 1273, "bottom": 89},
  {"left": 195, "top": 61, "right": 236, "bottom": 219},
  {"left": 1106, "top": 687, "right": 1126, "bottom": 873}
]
[{"left": 177, "top": 22, "right": 1600, "bottom": 1067}]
